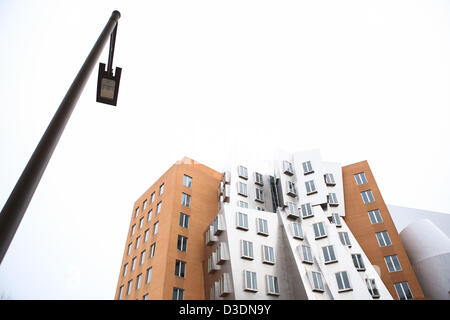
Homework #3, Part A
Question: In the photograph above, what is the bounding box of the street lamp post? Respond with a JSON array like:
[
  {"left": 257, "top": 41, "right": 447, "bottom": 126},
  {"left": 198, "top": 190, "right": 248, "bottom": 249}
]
[{"left": 0, "top": 10, "right": 122, "bottom": 264}]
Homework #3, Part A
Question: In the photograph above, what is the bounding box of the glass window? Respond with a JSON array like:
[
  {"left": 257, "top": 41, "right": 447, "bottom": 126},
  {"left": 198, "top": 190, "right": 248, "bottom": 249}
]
[
  {"left": 127, "top": 243, "right": 132, "bottom": 255},
  {"left": 238, "top": 165, "right": 248, "bottom": 179},
  {"left": 301, "top": 245, "right": 313, "bottom": 264},
  {"left": 127, "top": 279, "right": 133, "bottom": 295},
  {"left": 147, "top": 209, "right": 153, "bottom": 222},
  {"left": 144, "top": 229, "right": 149, "bottom": 242},
  {"left": 118, "top": 285, "right": 124, "bottom": 300},
  {"left": 354, "top": 172, "right": 368, "bottom": 185},
  {"left": 181, "top": 193, "right": 191, "bottom": 207},
  {"left": 301, "top": 203, "right": 313, "bottom": 218},
  {"left": 239, "top": 201, "right": 249, "bottom": 208},
  {"left": 135, "top": 236, "right": 140, "bottom": 249},
  {"left": 177, "top": 235, "right": 188, "bottom": 252},
  {"left": 175, "top": 260, "right": 186, "bottom": 278},
  {"left": 179, "top": 213, "right": 189, "bottom": 228},
  {"left": 313, "top": 222, "right": 327, "bottom": 239},
  {"left": 136, "top": 273, "right": 142, "bottom": 290},
  {"left": 368, "top": 209, "right": 383, "bottom": 224},
  {"left": 361, "top": 190, "right": 375, "bottom": 204},
  {"left": 302, "top": 161, "right": 313, "bottom": 174},
  {"left": 322, "top": 245, "right": 337, "bottom": 263},
  {"left": 123, "top": 263, "right": 128, "bottom": 277},
  {"left": 150, "top": 192, "right": 155, "bottom": 203},
  {"left": 140, "top": 250, "right": 146, "bottom": 264},
  {"left": 328, "top": 193, "right": 338, "bottom": 206},
  {"left": 324, "top": 173, "right": 335, "bottom": 186},
  {"left": 336, "top": 271, "right": 352, "bottom": 291},
  {"left": 256, "top": 218, "right": 269, "bottom": 235},
  {"left": 142, "top": 200, "right": 147, "bottom": 211},
  {"left": 150, "top": 243, "right": 156, "bottom": 258},
  {"left": 267, "top": 275, "right": 280, "bottom": 295},
  {"left": 143, "top": 293, "right": 149, "bottom": 300},
  {"left": 146, "top": 267, "right": 152, "bottom": 284},
  {"left": 283, "top": 160, "right": 294, "bottom": 175},
  {"left": 244, "top": 270, "right": 257, "bottom": 291},
  {"left": 254, "top": 172, "right": 264, "bottom": 186},
  {"left": 153, "top": 221, "right": 159, "bottom": 235},
  {"left": 131, "top": 257, "right": 136, "bottom": 271},
  {"left": 376, "top": 231, "right": 392, "bottom": 247},
  {"left": 255, "top": 187, "right": 264, "bottom": 202},
  {"left": 183, "top": 175, "right": 192, "bottom": 188},
  {"left": 331, "top": 213, "right": 342, "bottom": 227},
  {"left": 394, "top": 282, "right": 413, "bottom": 300},
  {"left": 241, "top": 240, "right": 254, "bottom": 259},
  {"left": 134, "top": 207, "right": 139, "bottom": 218},
  {"left": 131, "top": 224, "right": 136, "bottom": 236},
  {"left": 366, "top": 279, "right": 380, "bottom": 298},
  {"left": 287, "top": 202, "right": 299, "bottom": 218},
  {"left": 156, "top": 201, "right": 162, "bottom": 214},
  {"left": 385, "top": 255, "right": 402, "bottom": 272},
  {"left": 305, "top": 180, "right": 316, "bottom": 194},
  {"left": 352, "top": 253, "right": 365, "bottom": 271},
  {"left": 159, "top": 183, "right": 164, "bottom": 195},
  {"left": 172, "top": 287, "right": 184, "bottom": 300},
  {"left": 262, "top": 245, "right": 275, "bottom": 264},
  {"left": 238, "top": 182, "right": 248, "bottom": 197},
  {"left": 292, "top": 222, "right": 304, "bottom": 239},
  {"left": 311, "top": 271, "right": 324, "bottom": 292},
  {"left": 338, "top": 231, "right": 351, "bottom": 247},
  {"left": 236, "top": 212, "right": 249, "bottom": 230},
  {"left": 139, "top": 217, "right": 144, "bottom": 229},
  {"left": 287, "top": 181, "right": 297, "bottom": 196}
]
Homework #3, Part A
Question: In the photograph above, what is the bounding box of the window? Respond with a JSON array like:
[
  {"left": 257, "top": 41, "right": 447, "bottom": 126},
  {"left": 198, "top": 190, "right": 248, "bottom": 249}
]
[
  {"left": 179, "top": 213, "right": 189, "bottom": 228},
  {"left": 352, "top": 253, "right": 365, "bottom": 271},
  {"left": 262, "top": 245, "right": 275, "bottom": 264},
  {"left": 118, "top": 285, "right": 124, "bottom": 300},
  {"left": 301, "top": 203, "right": 313, "bottom": 218},
  {"left": 173, "top": 287, "right": 184, "bottom": 300},
  {"left": 123, "top": 263, "right": 128, "bottom": 277},
  {"left": 331, "top": 213, "right": 342, "bottom": 227},
  {"left": 255, "top": 187, "right": 264, "bottom": 202},
  {"left": 238, "top": 182, "right": 248, "bottom": 197},
  {"left": 328, "top": 193, "right": 338, "bottom": 206},
  {"left": 287, "top": 202, "right": 299, "bottom": 218},
  {"left": 257, "top": 206, "right": 265, "bottom": 211},
  {"left": 238, "top": 165, "right": 248, "bottom": 179},
  {"left": 140, "top": 250, "right": 146, "bottom": 264},
  {"left": 283, "top": 160, "right": 294, "bottom": 175},
  {"left": 219, "top": 273, "right": 232, "bottom": 296},
  {"left": 354, "top": 172, "right": 368, "bottom": 185},
  {"left": 361, "top": 190, "right": 375, "bottom": 204},
  {"left": 175, "top": 260, "right": 186, "bottom": 278},
  {"left": 142, "top": 200, "right": 147, "bottom": 211},
  {"left": 239, "top": 201, "right": 249, "bottom": 208},
  {"left": 256, "top": 218, "right": 269, "bottom": 236},
  {"left": 287, "top": 181, "right": 297, "bottom": 196},
  {"left": 131, "top": 224, "right": 136, "bottom": 236},
  {"left": 302, "top": 161, "right": 313, "bottom": 174},
  {"left": 144, "top": 229, "right": 149, "bottom": 242},
  {"left": 131, "top": 257, "right": 136, "bottom": 271},
  {"left": 324, "top": 173, "right": 335, "bottom": 186},
  {"left": 177, "top": 235, "right": 188, "bottom": 252},
  {"left": 335, "top": 271, "right": 352, "bottom": 292},
  {"left": 156, "top": 201, "right": 162, "bottom": 214},
  {"left": 368, "top": 209, "right": 383, "bottom": 224},
  {"left": 139, "top": 217, "right": 144, "bottom": 229},
  {"left": 146, "top": 267, "right": 152, "bottom": 284},
  {"left": 241, "top": 240, "right": 254, "bottom": 259},
  {"left": 153, "top": 221, "right": 159, "bottom": 235},
  {"left": 150, "top": 243, "right": 156, "bottom": 258},
  {"left": 147, "top": 209, "right": 153, "bottom": 222},
  {"left": 366, "top": 279, "right": 380, "bottom": 298},
  {"left": 311, "top": 271, "right": 325, "bottom": 292},
  {"left": 143, "top": 294, "right": 149, "bottom": 300},
  {"left": 266, "top": 275, "right": 280, "bottom": 295},
  {"left": 384, "top": 255, "right": 402, "bottom": 272},
  {"left": 338, "top": 232, "right": 351, "bottom": 247},
  {"left": 127, "top": 243, "right": 132, "bottom": 255},
  {"left": 135, "top": 236, "right": 141, "bottom": 249},
  {"left": 181, "top": 193, "right": 191, "bottom": 207},
  {"left": 127, "top": 279, "right": 133, "bottom": 295},
  {"left": 254, "top": 172, "right": 264, "bottom": 186},
  {"left": 305, "top": 180, "right": 316, "bottom": 194},
  {"left": 313, "top": 222, "right": 327, "bottom": 239},
  {"left": 394, "top": 282, "right": 413, "bottom": 300},
  {"left": 301, "top": 245, "right": 313, "bottom": 264},
  {"left": 159, "top": 183, "right": 164, "bottom": 195},
  {"left": 150, "top": 192, "right": 155, "bottom": 203},
  {"left": 183, "top": 175, "right": 192, "bottom": 188},
  {"left": 292, "top": 222, "right": 304, "bottom": 239},
  {"left": 136, "top": 273, "right": 142, "bottom": 290},
  {"left": 376, "top": 231, "right": 392, "bottom": 247},
  {"left": 236, "top": 212, "right": 248, "bottom": 230},
  {"left": 134, "top": 207, "right": 139, "bottom": 218},
  {"left": 322, "top": 245, "right": 337, "bottom": 264},
  {"left": 244, "top": 270, "right": 257, "bottom": 291},
  {"left": 217, "top": 242, "right": 229, "bottom": 264}
]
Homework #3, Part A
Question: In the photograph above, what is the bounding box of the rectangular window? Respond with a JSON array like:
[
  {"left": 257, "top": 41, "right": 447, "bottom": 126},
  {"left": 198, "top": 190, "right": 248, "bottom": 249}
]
[
  {"left": 311, "top": 271, "right": 324, "bottom": 292},
  {"left": 287, "top": 181, "right": 297, "bottom": 196},
  {"left": 135, "top": 236, "right": 140, "bottom": 249},
  {"left": 131, "top": 257, "right": 136, "bottom": 271},
  {"left": 368, "top": 209, "right": 383, "bottom": 224},
  {"left": 142, "top": 200, "right": 147, "bottom": 211},
  {"left": 354, "top": 172, "right": 368, "bottom": 185},
  {"left": 324, "top": 173, "right": 336, "bottom": 186},
  {"left": 322, "top": 245, "right": 337, "bottom": 264},
  {"left": 153, "top": 221, "right": 159, "bottom": 235},
  {"left": 301, "top": 245, "right": 313, "bottom": 264},
  {"left": 385, "top": 255, "right": 402, "bottom": 272},
  {"left": 127, "top": 279, "right": 133, "bottom": 295},
  {"left": 376, "top": 231, "right": 392, "bottom": 247},
  {"left": 179, "top": 213, "right": 189, "bottom": 228},
  {"left": 140, "top": 250, "right": 146, "bottom": 264},
  {"left": 244, "top": 270, "right": 257, "bottom": 291},
  {"left": 266, "top": 275, "right": 280, "bottom": 295},
  {"left": 238, "top": 182, "right": 248, "bottom": 197},
  {"left": 331, "top": 213, "right": 342, "bottom": 227},
  {"left": 172, "top": 287, "right": 184, "bottom": 300},
  {"left": 335, "top": 271, "right": 352, "bottom": 292},
  {"left": 131, "top": 224, "right": 136, "bottom": 236},
  {"left": 118, "top": 286, "right": 124, "bottom": 300},
  {"left": 156, "top": 201, "right": 162, "bottom": 214},
  {"left": 159, "top": 183, "right": 164, "bottom": 195},
  {"left": 241, "top": 240, "right": 254, "bottom": 260},
  {"left": 313, "top": 222, "right": 327, "bottom": 239},
  {"left": 283, "top": 160, "right": 294, "bottom": 175},
  {"left": 175, "top": 260, "right": 186, "bottom": 278},
  {"left": 183, "top": 174, "right": 192, "bottom": 188},
  {"left": 219, "top": 273, "right": 232, "bottom": 297},
  {"left": 134, "top": 207, "right": 139, "bottom": 218},
  {"left": 301, "top": 203, "right": 313, "bottom": 218},
  {"left": 238, "top": 165, "right": 248, "bottom": 179},
  {"left": 292, "top": 222, "right": 304, "bottom": 239},
  {"left": 151, "top": 192, "right": 155, "bottom": 203},
  {"left": 328, "top": 193, "right": 338, "bottom": 206},
  {"left": 366, "top": 279, "right": 380, "bottom": 298},
  {"left": 139, "top": 217, "right": 144, "bottom": 229},
  {"left": 146, "top": 267, "right": 152, "bottom": 284},
  {"left": 305, "top": 180, "right": 316, "bottom": 195},
  {"left": 255, "top": 187, "right": 264, "bottom": 202},
  {"left": 181, "top": 193, "right": 191, "bottom": 207},
  {"left": 236, "top": 212, "right": 249, "bottom": 230},
  {"left": 302, "top": 161, "right": 313, "bottom": 174},
  {"left": 127, "top": 243, "right": 132, "bottom": 255},
  {"left": 287, "top": 202, "right": 299, "bottom": 218},
  {"left": 338, "top": 232, "right": 351, "bottom": 247},
  {"left": 256, "top": 218, "right": 269, "bottom": 236},
  {"left": 239, "top": 201, "right": 249, "bottom": 208},
  {"left": 257, "top": 206, "right": 265, "bottom": 211},
  {"left": 143, "top": 294, "right": 149, "bottom": 300},
  {"left": 144, "top": 229, "right": 149, "bottom": 242},
  {"left": 262, "top": 245, "right": 275, "bottom": 264},
  {"left": 123, "top": 263, "right": 128, "bottom": 277},
  {"left": 136, "top": 273, "right": 142, "bottom": 290},
  {"left": 254, "top": 172, "right": 264, "bottom": 186},
  {"left": 177, "top": 235, "right": 188, "bottom": 252},
  {"left": 394, "top": 282, "right": 413, "bottom": 300},
  {"left": 361, "top": 190, "right": 375, "bottom": 204},
  {"left": 352, "top": 253, "right": 366, "bottom": 271},
  {"left": 147, "top": 209, "right": 153, "bottom": 222},
  {"left": 150, "top": 243, "right": 156, "bottom": 258}
]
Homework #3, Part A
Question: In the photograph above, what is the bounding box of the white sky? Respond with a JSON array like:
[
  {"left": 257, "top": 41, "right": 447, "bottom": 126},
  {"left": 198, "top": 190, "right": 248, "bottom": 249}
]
[{"left": 0, "top": 0, "right": 449, "bottom": 299}]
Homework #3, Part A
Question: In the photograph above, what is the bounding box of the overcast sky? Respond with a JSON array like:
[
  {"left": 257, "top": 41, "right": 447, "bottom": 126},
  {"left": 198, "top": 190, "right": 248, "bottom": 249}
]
[{"left": 0, "top": 0, "right": 449, "bottom": 299}]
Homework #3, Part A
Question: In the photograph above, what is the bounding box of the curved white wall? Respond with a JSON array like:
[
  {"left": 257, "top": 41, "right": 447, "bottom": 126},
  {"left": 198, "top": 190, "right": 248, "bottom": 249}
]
[{"left": 400, "top": 219, "right": 450, "bottom": 300}]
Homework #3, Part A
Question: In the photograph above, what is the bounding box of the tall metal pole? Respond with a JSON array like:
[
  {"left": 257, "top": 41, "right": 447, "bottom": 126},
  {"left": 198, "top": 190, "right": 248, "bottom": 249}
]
[{"left": 0, "top": 10, "right": 121, "bottom": 264}]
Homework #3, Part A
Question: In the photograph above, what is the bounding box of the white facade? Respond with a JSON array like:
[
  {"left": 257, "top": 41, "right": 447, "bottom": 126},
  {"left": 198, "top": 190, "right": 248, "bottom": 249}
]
[{"left": 205, "top": 149, "right": 392, "bottom": 300}]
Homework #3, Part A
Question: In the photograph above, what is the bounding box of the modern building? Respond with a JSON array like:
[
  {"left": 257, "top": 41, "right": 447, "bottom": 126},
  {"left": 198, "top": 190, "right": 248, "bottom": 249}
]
[{"left": 115, "top": 150, "right": 427, "bottom": 300}]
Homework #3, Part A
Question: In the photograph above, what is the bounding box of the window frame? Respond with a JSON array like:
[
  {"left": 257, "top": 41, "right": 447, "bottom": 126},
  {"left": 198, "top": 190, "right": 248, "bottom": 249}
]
[
  {"left": 361, "top": 190, "right": 375, "bottom": 204},
  {"left": 376, "top": 231, "right": 392, "bottom": 247},
  {"left": 368, "top": 209, "right": 383, "bottom": 224},
  {"left": 236, "top": 212, "right": 249, "bottom": 230},
  {"left": 313, "top": 222, "right": 327, "bottom": 239},
  {"left": 241, "top": 240, "right": 254, "bottom": 260},
  {"left": 266, "top": 275, "right": 280, "bottom": 295},
  {"left": 305, "top": 180, "right": 317, "bottom": 195},
  {"left": 262, "top": 245, "right": 275, "bottom": 265},
  {"left": 384, "top": 254, "right": 402, "bottom": 272},
  {"left": 244, "top": 270, "right": 258, "bottom": 292},
  {"left": 256, "top": 217, "right": 269, "bottom": 236},
  {"left": 177, "top": 235, "right": 188, "bottom": 252},
  {"left": 335, "top": 271, "right": 352, "bottom": 292},
  {"left": 322, "top": 245, "right": 337, "bottom": 264},
  {"left": 300, "top": 244, "right": 313, "bottom": 264},
  {"left": 183, "top": 174, "right": 192, "bottom": 188},
  {"left": 174, "top": 259, "right": 186, "bottom": 278},
  {"left": 354, "top": 172, "right": 368, "bottom": 185}
]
